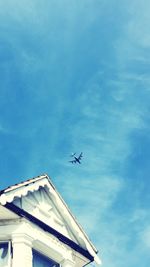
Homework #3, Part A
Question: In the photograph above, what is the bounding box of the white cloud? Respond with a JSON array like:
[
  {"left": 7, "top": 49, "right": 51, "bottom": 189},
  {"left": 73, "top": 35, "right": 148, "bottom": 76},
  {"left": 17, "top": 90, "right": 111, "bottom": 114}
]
[
  {"left": 1, "top": 1, "right": 150, "bottom": 266},
  {"left": 56, "top": 2, "right": 150, "bottom": 266},
  {"left": 59, "top": 172, "right": 124, "bottom": 239}
]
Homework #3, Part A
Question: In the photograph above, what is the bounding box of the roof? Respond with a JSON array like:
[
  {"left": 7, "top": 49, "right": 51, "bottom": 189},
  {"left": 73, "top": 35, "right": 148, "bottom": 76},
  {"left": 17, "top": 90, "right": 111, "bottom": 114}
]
[
  {"left": 4, "top": 202, "right": 93, "bottom": 261},
  {"left": 0, "top": 174, "right": 101, "bottom": 265},
  {"left": 0, "top": 174, "right": 46, "bottom": 195}
]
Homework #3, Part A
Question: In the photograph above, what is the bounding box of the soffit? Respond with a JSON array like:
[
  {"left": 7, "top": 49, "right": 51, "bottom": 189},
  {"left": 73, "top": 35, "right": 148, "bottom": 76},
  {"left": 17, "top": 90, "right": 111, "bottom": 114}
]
[{"left": 0, "top": 205, "right": 20, "bottom": 220}]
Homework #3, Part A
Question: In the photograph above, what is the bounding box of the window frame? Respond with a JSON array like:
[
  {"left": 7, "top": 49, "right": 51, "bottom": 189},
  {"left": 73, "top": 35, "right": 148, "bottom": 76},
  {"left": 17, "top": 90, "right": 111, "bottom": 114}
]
[
  {"left": 0, "top": 240, "right": 12, "bottom": 267},
  {"left": 32, "top": 249, "right": 60, "bottom": 267}
]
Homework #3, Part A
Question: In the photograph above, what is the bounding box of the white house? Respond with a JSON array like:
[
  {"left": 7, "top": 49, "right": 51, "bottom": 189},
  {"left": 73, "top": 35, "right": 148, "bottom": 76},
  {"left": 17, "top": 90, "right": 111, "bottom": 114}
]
[{"left": 0, "top": 174, "right": 101, "bottom": 267}]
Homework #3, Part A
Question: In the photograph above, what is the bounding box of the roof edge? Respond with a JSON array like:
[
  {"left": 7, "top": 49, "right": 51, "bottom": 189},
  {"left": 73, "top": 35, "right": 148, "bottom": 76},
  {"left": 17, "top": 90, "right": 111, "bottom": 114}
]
[{"left": 0, "top": 174, "right": 47, "bottom": 195}]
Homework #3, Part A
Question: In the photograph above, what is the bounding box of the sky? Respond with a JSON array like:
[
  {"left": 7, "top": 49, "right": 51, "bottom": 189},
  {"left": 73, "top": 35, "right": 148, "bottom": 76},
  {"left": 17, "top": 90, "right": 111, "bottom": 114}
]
[{"left": 0, "top": 0, "right": 150, "bottom": 266}]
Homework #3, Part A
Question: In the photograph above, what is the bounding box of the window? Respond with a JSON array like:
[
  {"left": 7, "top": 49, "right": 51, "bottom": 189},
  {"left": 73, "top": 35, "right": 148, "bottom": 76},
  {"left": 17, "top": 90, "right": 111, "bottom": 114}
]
[
  {"left": 0, "top": 242, "right": 11, "bottom": 267},
  {"left": 33, "top": 250, "right": 60, "bottom": 267}
]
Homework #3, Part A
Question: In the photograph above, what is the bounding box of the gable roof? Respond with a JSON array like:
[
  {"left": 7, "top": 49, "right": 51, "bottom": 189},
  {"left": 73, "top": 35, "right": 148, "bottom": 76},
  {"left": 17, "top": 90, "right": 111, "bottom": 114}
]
[{"left": 0, "top": 174, "right": 101, "bottom": 265}]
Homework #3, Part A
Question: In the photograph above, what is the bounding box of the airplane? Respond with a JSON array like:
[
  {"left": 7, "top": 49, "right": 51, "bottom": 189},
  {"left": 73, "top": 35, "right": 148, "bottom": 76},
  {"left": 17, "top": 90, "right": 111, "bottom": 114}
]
[{"left": 69, "top": 152, "right": 83, "bottom": 164}]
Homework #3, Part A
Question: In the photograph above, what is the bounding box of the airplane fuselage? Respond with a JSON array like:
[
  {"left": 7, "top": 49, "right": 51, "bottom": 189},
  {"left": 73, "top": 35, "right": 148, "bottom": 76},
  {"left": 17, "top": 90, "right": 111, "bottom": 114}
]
[{"left": 74, "top": 157, "right": 81, "bottom": 163}]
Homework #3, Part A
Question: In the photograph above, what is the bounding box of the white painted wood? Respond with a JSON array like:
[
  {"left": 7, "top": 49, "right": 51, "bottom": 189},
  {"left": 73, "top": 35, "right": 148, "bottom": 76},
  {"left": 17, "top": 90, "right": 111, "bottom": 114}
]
[
  {"left": 13, "top": 188, "right": 79, "bottom": 243},
  {"left": 0, "top": 175, "right": 101, "bottom": 265},
  {"left": 61, "top": 259, "right": 75, "bottom": 267},
  {"left": 0, "top": 205, "right": 19, "bottom": 220},
  {"left": 12, "top": 234, "right": 33, "bottom": 267}
]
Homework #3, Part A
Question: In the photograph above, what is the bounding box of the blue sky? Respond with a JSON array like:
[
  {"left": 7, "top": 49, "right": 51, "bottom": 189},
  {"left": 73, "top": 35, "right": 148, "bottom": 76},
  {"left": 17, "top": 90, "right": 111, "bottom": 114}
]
[{"left": 0, "top": 0, "right": 150, "bottom": 266}]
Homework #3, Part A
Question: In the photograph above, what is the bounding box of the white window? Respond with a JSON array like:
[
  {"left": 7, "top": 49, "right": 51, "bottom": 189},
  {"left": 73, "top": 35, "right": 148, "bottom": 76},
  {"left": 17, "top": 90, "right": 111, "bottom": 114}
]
[
  {"left": 0, "top": 241, "right": 11, "bottom": 267},
  {"left": 33, "top": 250, "right": 60, "bottom": 267}
]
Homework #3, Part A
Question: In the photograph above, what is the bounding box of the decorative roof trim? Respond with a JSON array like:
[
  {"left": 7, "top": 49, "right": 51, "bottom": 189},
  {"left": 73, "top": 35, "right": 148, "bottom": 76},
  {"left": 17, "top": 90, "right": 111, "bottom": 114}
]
[
  {"left": 0, "top": 174, "right": 47, "bottom": 193},
  {"left": 0, "top": 174, "right": 101, "bottom": 264},
  {"left": 0, "top": 177, "right": 49, "bottom": 205},
  {"left": 5, "top": 202, "right": 94, "bottom": 262}
]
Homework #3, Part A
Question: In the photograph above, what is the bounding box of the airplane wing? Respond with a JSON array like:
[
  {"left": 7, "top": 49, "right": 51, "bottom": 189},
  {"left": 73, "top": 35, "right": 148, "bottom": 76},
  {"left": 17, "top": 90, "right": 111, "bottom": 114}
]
[
  {"left": 69, "top": 160, "right": 76, "bottom": 164},
  {"left": 78, "top": 152, "right": 83, "bottom": 160}
]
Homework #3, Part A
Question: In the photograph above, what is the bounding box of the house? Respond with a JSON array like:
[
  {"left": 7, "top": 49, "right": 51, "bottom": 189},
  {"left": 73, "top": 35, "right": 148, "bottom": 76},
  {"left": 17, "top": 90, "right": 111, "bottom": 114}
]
[{"left": 0, "top": 174, "right": 101, "bottom": 267}]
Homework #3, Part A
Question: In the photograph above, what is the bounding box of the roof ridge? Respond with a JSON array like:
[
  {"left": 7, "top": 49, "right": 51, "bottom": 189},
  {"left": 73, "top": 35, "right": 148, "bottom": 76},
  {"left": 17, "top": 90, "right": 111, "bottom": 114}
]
[{"left": 0, "top": 174, "right": 48, "bottom": 195}]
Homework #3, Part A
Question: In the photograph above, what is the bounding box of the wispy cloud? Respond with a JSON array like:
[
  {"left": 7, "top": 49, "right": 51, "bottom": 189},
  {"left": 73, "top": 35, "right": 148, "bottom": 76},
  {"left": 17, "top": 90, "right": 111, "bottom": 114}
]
[
  {"left": 56, "top": 1, "right": 150, "bottom": 266},
  {"left": 0, "top": 1, "right": 150, "bottom": 266}
]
